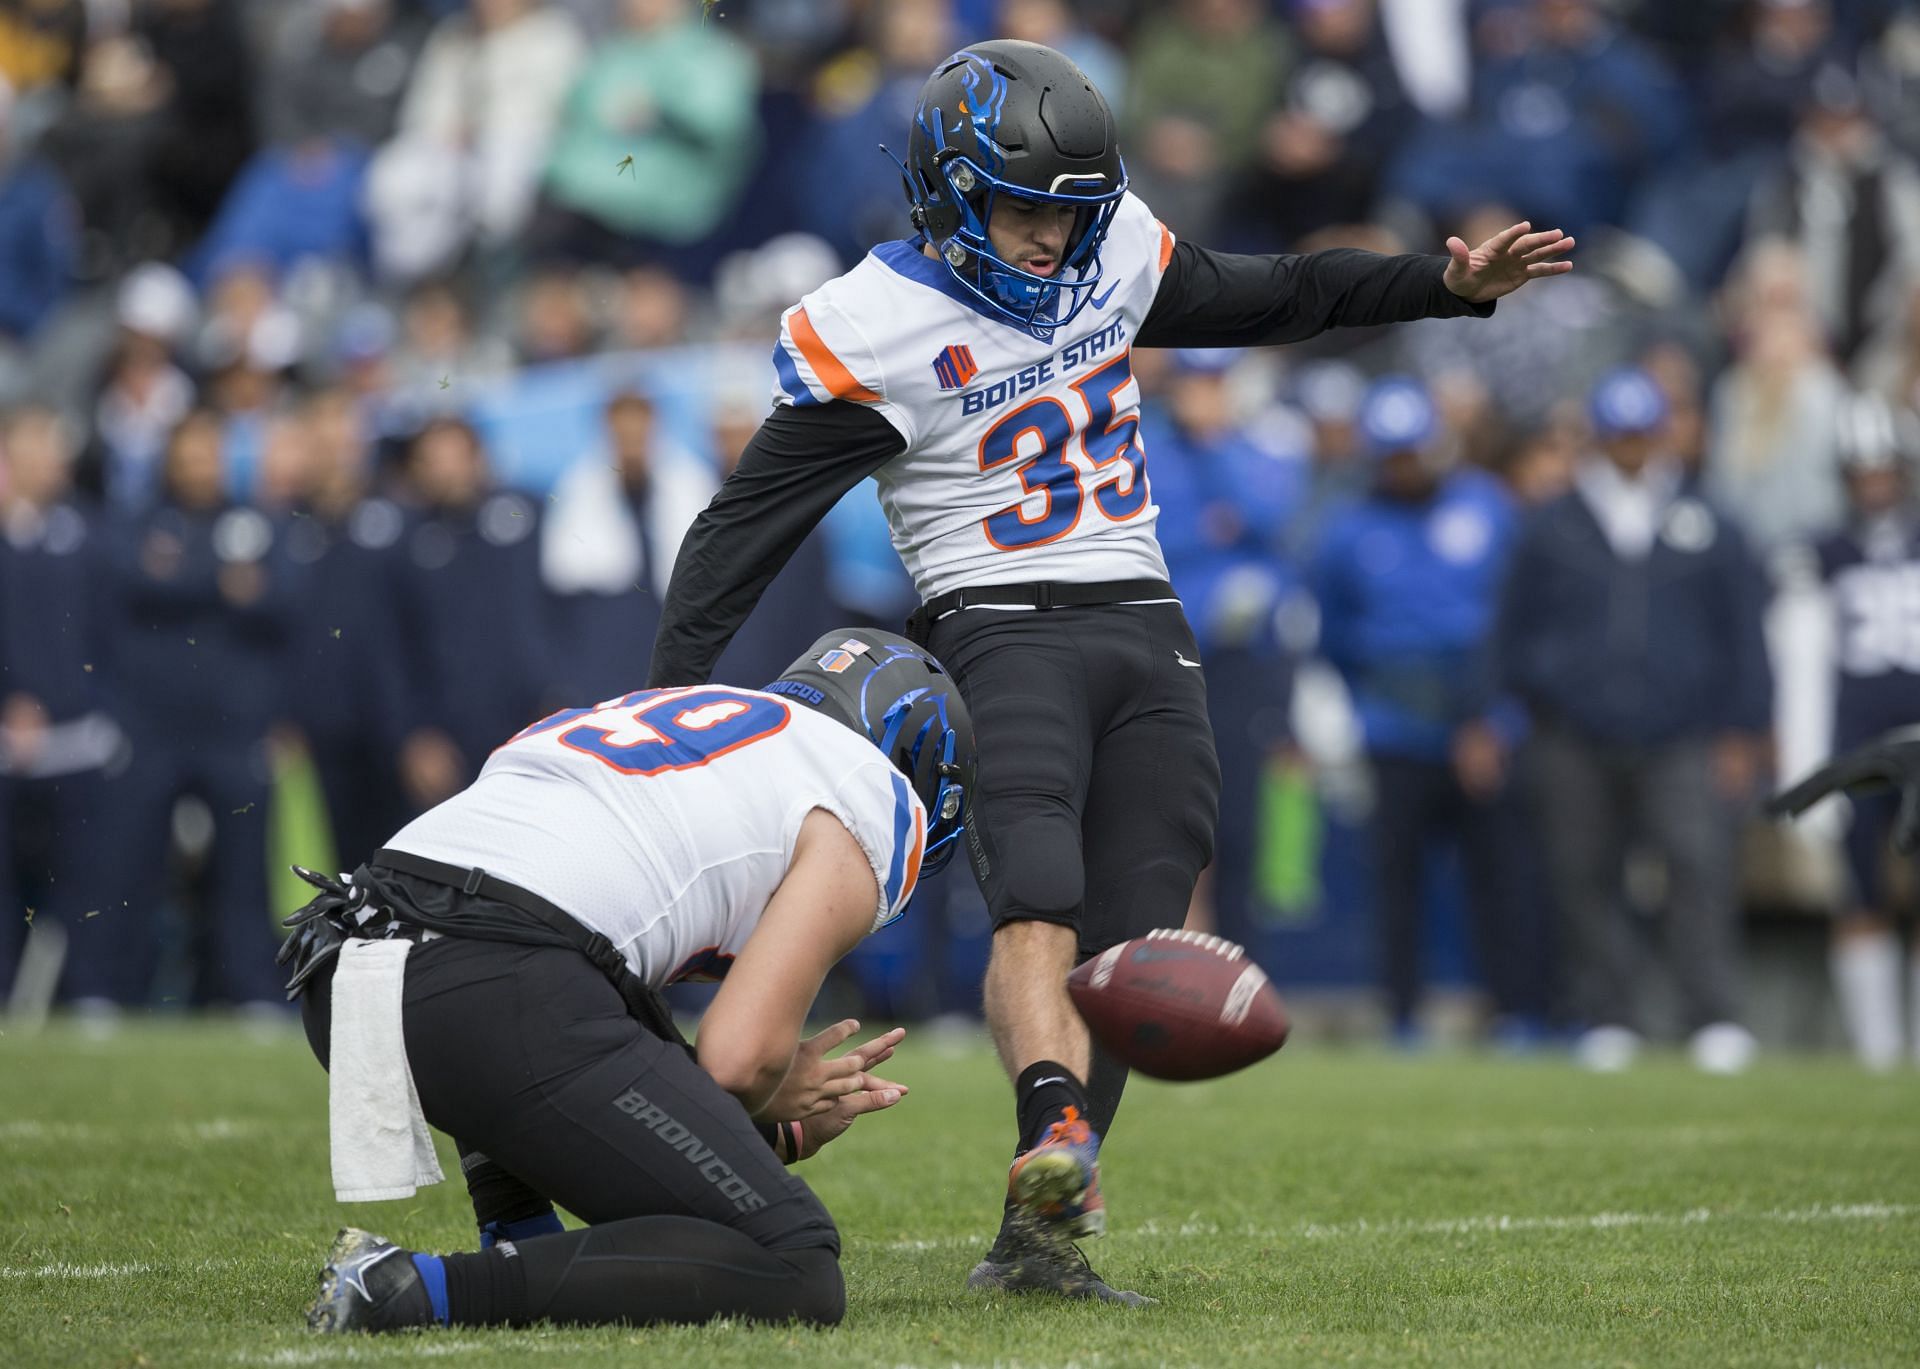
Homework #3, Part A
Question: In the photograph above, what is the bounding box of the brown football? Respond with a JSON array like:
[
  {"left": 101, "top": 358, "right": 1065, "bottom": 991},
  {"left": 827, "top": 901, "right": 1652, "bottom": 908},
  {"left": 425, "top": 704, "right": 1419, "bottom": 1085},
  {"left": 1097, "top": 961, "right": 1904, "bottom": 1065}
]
[{"left": 1067, "top": 930, "right": 1289, "bottom": 1081}]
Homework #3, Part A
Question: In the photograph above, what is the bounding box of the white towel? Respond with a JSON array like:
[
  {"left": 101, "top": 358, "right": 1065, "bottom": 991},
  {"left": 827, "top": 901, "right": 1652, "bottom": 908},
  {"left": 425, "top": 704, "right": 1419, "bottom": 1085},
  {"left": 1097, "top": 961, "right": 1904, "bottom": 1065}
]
[{"left": 328, "top": 937, "right": 444, "bottom": 1203}]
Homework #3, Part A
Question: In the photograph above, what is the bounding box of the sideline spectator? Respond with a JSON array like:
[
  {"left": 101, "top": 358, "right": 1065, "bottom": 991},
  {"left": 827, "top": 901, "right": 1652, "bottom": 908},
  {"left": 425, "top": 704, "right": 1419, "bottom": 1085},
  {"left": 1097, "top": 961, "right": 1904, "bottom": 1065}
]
[
  {"left": 388, "top": 278, "right": 513, "bottom": 394},
  {"left": 1227, "top": 0, "right": 1410, "bottom": 250},
  {"left": 47, "top": 0, "right": 253, "bottom": 273},
  {"left": 283, "top": 388, "right": 414, "bottom": 865},
  {"left": 102, "top": 409, "right": 296, "bottom": 1010},
  {"left": 538, "top": 0, "right": 760, "bottom": 271},
  {"left": 389, "top": 417, "right": 551, "bottom": 807},
  {"left": 540, "top": 389, "right": 712, "bottom": 701},
  {"left": 1147, "top": 350, "right": 1308, "bottom": 949},
  {"left": 512, "top": 264, "right": 598, "bottom": 365},
  {"left": 1746, "top": 62, "right": 1920, "bottom": 368},
  {"left": 89, "top": 263, "right": 198, "bottom": 512},
  {"left": 1631, "top": 0, "right": 1836, "bottom": 287},
  {"left": 0, "top": 75, "right": 76, "bottom": 366},
  {"left": 1706, "top": 238, "right": 1848, "bottom": 556},
  {"left": 1499, "top": 368, "right": 1772, "bottom": 1074},
  {"left": 0, "top": 407, "right": 122, "bottom": 1009},
  {"left": 365, "top": 0, "right": 585, "bottom": 281},
  {"left": 1311, "top": 376, "right": 1544, "bottom": 1040},
  {"left": 1125, "top": 0, "right": 1291, "bottom": 241},
  {"left": 1812, "top": 394, "right": 1920, "bottom": 1070},
  {"left": 259, "top": 0, "right": 421, "bottom": 150},
  {"left": 796, "top": 0, "right": 953, "bottom": 263},
  {"left": 1388, "top": 0, "right": 1687, "bottom": 236}
]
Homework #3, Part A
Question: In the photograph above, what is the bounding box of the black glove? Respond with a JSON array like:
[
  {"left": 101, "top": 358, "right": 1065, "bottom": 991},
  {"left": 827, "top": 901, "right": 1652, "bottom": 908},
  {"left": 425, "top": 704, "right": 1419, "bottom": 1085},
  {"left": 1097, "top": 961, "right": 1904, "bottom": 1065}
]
[
  {"left": 1767, "top": 725, "right": 1920, "bottom": 854},
  {"left": 275, "top": 865, "right": 367, "bottom": 999}
]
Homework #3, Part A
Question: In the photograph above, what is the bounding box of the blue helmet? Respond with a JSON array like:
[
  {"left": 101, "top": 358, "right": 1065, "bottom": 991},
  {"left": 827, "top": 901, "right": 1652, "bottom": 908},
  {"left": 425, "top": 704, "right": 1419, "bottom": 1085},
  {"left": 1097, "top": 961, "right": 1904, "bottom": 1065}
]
[
  {"left": 1588, "top": 367, "right": 1669, "bottom": 439},
  {"left": 893, "top": 41, "right": 1128, "bottom": 337},
  {"left": 769, "top": 628, "right": 975, "bottom": 876},
  {"left": 1358, "top": 375, "right": 1438, "bottom": 458}
]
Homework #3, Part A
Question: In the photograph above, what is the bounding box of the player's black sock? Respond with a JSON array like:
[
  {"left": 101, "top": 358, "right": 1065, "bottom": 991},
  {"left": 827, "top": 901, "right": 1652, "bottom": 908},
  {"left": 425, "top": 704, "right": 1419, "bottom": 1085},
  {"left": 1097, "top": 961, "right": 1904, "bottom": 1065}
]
[
  {"left": 1014, "top": 1059, "right": 1090, "bottom": 1153},
  {"left": 459, "top": 1148, "right": 562, "bottom": 1247},
  {"left": 435, "top": 1216, "right": 843, "bottom": 1327},
  {"left": 1084, "top": 1041, "right": 1131, "bottom": 1142}
]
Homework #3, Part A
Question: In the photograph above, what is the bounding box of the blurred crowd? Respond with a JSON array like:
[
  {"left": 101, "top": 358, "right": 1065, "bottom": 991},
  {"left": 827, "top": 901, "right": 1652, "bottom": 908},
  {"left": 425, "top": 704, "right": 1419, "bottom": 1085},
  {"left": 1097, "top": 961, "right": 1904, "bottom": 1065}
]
[{"left": 2, "top": 0, "right": 1919, "bottom": 1066}]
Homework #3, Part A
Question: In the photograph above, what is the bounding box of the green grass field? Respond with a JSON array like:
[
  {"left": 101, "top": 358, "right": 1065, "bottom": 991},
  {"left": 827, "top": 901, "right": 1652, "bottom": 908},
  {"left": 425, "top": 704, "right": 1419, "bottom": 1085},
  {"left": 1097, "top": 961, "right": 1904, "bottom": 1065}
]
[{"left": 3, "top": 1022, "right": 1917, "bottom": 1368}]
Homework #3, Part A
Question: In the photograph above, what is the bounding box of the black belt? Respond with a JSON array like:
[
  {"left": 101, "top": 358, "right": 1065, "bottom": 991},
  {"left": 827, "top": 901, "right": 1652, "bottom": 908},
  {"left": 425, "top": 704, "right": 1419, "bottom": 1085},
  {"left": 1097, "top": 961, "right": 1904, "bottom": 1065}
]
[
  {"left": 370, "top": 847, "right": 688, "bottom": 1050},
  {"left": 906, "top": 578, "right": 1176, "bottom": 642}
]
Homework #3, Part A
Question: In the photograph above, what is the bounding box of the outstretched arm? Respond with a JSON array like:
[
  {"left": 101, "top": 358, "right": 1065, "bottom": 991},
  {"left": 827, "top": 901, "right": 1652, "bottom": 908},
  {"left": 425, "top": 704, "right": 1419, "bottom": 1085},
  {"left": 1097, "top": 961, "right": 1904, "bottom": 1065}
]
[
  {"left": 1136, "top": 220, "right": 1573, "bottom": 350},
  {"left": 1769, "top": 725, "right": 1920, "bottom": 854},
  {"left": 647, "top": 401, "right": 907, "bottom": 688}
]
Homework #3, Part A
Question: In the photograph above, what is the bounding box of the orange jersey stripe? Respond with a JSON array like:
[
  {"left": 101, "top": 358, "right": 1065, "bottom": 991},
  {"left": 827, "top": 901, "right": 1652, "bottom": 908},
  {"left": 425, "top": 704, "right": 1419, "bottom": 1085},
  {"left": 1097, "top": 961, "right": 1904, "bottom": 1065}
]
[
  {"left": 789, "top": 307, "right": 881, "bottom": 404},
  {"left": 901, "top": 809, "right": 926, "bottom": 905},
  {"left": 1156, "top": 221, "right": 1175, "bottom": 272}
]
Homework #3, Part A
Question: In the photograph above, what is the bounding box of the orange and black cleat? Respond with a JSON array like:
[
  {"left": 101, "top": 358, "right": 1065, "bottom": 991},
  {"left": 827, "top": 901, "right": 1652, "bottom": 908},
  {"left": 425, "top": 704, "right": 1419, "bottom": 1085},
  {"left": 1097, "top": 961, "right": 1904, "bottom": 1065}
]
[{"left": 1006, "top": 1106, "right": 1105, "bottom": 1238}]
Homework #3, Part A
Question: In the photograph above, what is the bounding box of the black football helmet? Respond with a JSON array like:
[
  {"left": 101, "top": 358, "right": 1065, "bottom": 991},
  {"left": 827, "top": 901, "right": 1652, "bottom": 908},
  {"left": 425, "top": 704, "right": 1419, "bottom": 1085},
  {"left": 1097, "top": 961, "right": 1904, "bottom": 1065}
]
[
  {"left": 766, "top": 628, "right": 975, "bottom": 875},
  {"left": 889, "top": 40, "right": 1128, "bottom": 336}
]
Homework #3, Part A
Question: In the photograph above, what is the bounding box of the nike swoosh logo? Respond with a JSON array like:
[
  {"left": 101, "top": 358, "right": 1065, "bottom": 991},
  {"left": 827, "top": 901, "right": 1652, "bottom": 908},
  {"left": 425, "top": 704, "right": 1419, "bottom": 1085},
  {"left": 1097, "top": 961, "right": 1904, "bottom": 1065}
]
[
  {"left": 1031, "top": 1076, "right": 1067, "bottom": 1089},
  {"left": 1089, "top": 278, "right": 1121, "bottom": 310},
  {"left": 1175, "top": 652, "right": 1203, "bottom": 669}
]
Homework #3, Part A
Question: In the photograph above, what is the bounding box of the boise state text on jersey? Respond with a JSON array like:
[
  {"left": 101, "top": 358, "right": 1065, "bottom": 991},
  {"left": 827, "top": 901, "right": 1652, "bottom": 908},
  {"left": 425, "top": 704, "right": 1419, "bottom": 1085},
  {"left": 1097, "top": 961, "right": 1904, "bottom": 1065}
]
[{"left": 768, "top": 193, "right": 1178, "bottom": 600}]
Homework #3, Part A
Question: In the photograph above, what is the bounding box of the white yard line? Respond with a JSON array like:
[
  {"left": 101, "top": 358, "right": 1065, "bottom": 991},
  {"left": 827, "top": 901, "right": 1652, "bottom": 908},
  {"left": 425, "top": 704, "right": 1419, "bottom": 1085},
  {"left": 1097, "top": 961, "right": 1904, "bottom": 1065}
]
[
  {"left": 236, "top": 1340, "right": 577, "bottom": 1364},
  {"left": 876, "top": 1201, "right": 1919, "bottom": 1252},
  {"left": 0, "top": 1256, "right": 240, "bottom": 1280},
  {"left": 0, "top": 1260, "right": 154, "bottom": 1279},
  {"left": 0, "top": 1117, "right": 269, "bottom": 1144}
]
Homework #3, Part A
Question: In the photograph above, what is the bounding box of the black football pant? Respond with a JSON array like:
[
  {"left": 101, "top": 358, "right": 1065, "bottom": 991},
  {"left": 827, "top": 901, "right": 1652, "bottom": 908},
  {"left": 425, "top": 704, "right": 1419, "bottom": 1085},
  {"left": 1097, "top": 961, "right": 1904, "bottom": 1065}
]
[
  {"left": 301, "top": 934, "right": 843, "bottom": 1327},
  {"left": 927, "top": 603, "right": 1222, "bottom": 1144}
]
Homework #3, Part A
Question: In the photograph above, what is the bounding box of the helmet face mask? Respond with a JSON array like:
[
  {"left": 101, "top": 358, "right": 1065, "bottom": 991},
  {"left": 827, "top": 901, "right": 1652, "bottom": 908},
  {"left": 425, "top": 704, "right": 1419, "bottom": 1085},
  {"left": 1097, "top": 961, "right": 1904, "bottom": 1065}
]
[{"left": 894, "top": 42, "right": 1128, "bottom": 337}]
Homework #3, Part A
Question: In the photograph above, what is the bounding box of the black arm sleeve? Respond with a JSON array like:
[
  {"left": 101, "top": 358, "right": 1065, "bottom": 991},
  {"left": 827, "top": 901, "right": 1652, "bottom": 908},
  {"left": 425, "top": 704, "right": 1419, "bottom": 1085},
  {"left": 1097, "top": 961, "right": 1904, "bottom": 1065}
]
[
  {"left": 1137, "top": 240, "right": 1494, "bottom": 349},
  {"left": 646, "top": 401, "right": 908, "bottom": 688}
]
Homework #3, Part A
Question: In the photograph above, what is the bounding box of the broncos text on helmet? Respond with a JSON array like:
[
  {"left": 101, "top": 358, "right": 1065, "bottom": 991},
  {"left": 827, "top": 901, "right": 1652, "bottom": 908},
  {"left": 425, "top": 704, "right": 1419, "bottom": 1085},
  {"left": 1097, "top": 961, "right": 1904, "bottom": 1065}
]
[{"left": 768, "top": 628, "right": 976, "bottom": 875}]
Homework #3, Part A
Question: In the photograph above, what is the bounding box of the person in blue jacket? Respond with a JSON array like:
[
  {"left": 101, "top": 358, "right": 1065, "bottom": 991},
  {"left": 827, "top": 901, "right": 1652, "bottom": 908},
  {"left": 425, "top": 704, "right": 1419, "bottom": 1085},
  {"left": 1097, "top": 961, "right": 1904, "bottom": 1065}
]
[
  {"left": 1496, "top": 367, "right": 1773, "bottom": 1075},
  {"left": 388, "top": 417, "right": 554, "bottom": 812},
  {"left": 1311, "top": 375, "right": 1544, "bottom": 1042},
  {"left": 283, "top": 388, "right": 414, "bottom": 867},
  {"left": 0, "top": 407, "right": 123, "bottom": 1009},
  {"left": 1146, "top": 348, "right": 1308, "bottom": 949},
  {"left": 104, "top": 408, "right": 300, "bottom": 1009}
]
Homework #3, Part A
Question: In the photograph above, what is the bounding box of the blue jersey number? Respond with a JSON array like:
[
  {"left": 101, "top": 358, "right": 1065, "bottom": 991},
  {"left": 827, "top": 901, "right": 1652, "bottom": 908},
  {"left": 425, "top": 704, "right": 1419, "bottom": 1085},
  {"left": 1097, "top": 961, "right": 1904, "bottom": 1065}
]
[
  {"left": 511, "top": 688, "right": 791, "bottom": 776},
  {"left": 977, "top": 351, "right": 1147, "bottom": 550}
]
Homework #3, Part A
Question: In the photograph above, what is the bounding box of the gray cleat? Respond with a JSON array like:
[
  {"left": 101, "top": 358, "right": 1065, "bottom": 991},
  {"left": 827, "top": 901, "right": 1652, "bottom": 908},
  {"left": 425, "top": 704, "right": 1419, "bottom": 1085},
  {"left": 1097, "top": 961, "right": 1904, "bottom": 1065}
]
[
  {"left": 306, "top": 1227, "right": 435, "bottom": 1333},
  {"left": 965, "top": 1210, "right": 1155, "bottom": 1306}
]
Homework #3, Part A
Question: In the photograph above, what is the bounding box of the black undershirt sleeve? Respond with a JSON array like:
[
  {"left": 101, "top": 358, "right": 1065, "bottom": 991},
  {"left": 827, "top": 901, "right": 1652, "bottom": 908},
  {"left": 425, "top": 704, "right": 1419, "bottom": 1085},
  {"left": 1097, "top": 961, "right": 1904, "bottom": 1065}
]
[
  {"left": 1137, "top": 239, "right": 1494, "bottom": 350},
  {"left": 647, "top": 400, "right": 908, "bottom": 688}
]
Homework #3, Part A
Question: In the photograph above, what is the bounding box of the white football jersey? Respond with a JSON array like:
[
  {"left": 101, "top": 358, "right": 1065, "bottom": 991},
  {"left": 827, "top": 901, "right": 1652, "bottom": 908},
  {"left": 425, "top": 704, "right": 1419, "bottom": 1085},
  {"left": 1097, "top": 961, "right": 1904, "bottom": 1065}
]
[
  {"left": 384, "top": 686, "right": 927, "bottom": 989},
  {"left": 771, "top": 192, "right": 1179, "bottom": 600}
]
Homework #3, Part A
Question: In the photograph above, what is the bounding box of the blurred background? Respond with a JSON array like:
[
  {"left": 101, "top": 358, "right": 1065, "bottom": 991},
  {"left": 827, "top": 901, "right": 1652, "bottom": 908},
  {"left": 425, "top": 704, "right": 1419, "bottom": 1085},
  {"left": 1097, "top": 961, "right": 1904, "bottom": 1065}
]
[{"left": 2, "top": 0, "right": 1918, "bottom": 1069}]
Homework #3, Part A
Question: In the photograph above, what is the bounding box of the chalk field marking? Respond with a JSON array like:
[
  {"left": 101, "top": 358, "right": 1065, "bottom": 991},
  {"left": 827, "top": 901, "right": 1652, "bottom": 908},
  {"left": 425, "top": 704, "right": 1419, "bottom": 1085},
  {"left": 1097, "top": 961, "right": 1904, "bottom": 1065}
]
[
  {"left": 877, "top": 1202, "right": 1918, "bottom": 1252},
  {"left": 0, "top": 1261, "right": 154, "bottom": 1280},
  {"left": 1294, "top": 1202, "right": 1919, "bottom": 1239},
  {"left": 0, "top": 1117, "right": 268, "bottom": 1145},
  {"left": 0, "top": 1256, "right": 240, "bottom": 1281},
  {"left": 236, "top": 1340, "right": 577, "bottom": 1364}
]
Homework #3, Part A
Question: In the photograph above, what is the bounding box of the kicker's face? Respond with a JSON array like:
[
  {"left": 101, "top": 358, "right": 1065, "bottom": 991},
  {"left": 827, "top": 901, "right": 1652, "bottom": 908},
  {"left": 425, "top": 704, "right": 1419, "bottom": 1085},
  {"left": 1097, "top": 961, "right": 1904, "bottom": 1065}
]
[{"left": 987, "top": 197, "right": 1079, "bottom": 279}]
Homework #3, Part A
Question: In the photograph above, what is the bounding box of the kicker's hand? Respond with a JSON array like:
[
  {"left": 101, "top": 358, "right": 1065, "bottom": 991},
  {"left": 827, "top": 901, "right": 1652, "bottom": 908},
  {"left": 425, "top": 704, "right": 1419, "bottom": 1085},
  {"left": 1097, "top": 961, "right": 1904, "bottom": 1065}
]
[
  {"left": 1769, "top": 725, "right": 1920, "bottom": 853},
  {"left": 1443, "top": 221, "right": 1575, "bottom": 304},
  {"left": 755, "top": 1020, "right": 908, "bottom": 1124}
]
